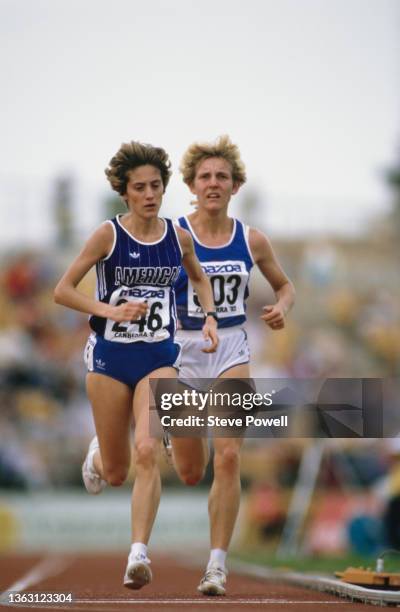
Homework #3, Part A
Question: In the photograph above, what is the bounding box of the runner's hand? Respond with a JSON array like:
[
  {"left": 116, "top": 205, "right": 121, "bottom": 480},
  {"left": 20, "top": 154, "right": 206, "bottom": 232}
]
[
  {"left": 110, "top": 301, "right": 148, "bottom": 322},
  {"left": 261, "top": 304, "right": 285, "bottom": 330},
  {"left": 201, "top": 317, "right": 219, "bottom": 353}
]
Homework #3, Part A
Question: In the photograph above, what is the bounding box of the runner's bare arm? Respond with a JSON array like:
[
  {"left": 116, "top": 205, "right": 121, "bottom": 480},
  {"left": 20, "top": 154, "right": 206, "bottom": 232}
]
[
  {"left": 176, "top": 225, "right": 218, "bottom": 352},
  {"left": 54, "top": 223, "right": 148, "bottom": 322},
  {"left": 249, "top": 227, "right": 295, "bottom": 330}
]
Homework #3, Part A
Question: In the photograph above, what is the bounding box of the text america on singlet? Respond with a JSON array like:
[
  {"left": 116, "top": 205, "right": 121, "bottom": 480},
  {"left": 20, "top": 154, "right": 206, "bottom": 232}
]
[{"left": 115, "top": 266, "right": 181, "bottom": 287}]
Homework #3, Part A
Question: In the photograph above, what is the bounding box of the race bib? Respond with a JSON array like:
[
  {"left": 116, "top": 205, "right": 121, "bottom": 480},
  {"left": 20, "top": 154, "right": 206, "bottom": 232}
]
[
  {"left": 187, "top": 260, "right": 248, "bottom": 319},
  {"left": 104, "top": 285, "right": 171, "bottom": 342}
]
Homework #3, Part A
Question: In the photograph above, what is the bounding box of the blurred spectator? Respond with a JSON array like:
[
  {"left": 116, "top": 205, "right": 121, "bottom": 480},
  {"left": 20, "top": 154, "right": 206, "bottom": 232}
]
[{"left": 2, "top": 253, "right": 41, "bottom": 302}]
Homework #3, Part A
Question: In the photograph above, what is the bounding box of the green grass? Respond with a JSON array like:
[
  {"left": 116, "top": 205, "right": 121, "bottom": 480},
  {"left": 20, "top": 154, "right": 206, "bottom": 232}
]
[{"left": 232, "top": 550, "right": 400, "bottom": 575}]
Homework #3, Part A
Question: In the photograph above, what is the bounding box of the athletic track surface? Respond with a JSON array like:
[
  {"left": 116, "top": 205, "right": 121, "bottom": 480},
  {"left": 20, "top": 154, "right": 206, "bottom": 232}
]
[{"left": 0, "top": 553, "right": 378, "bottom": 611}]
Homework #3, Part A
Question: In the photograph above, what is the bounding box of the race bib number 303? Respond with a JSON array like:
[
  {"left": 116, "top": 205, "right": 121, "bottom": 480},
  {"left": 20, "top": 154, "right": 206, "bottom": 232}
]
[
  {"left": 188, "top": 260, "right": 248, "bottom": 318},
  {"left": 104, "top": 285, "right": 170, "bottom": 342}
]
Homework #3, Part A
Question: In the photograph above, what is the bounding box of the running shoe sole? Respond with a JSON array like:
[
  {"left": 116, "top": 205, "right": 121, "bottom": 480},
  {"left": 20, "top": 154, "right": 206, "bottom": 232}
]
[
  {"left": 124, "top": 561, "right": 152, "bottom": 590},
  {"left": 198, "top": 580, "right": 226, "bottom": 596}
]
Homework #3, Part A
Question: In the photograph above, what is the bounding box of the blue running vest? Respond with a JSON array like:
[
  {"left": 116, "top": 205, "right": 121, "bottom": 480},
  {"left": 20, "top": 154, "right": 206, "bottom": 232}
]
[
  {"left": 174, "top": 216, "right": 254, "bottom": 330},
  {"left": 90, "top": 215, "right": 182, "bottom": 343}
]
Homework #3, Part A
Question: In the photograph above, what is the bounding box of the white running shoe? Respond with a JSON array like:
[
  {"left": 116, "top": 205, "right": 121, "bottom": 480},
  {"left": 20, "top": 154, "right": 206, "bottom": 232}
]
[
  {"left": 197, "top": 563, "right": 227, "bottom": 596},
  {"left": 82, "top": 436, "right": 107, "bottom": 495},
  {"left": 124, "top": 554, "right": 152, "bottom": 590}
]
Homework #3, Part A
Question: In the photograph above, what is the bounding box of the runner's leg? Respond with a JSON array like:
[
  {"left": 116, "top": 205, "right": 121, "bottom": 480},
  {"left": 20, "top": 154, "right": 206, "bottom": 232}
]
[
  {"left": 131, "top": 366, "right": 177, "bottom": 543},
  {"left": 208, "top": 363, "right": 249, "bottom": 551},
  {"left": 172, "top": 437, "right": 209, "bottom": 486},
  {"left": 86, "top": 372, "right": 133, "bottom": 485}
]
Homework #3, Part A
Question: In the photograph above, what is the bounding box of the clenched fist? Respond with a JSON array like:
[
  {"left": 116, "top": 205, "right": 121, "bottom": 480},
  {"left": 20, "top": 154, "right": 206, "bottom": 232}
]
[
  {"left": 109, "top": 300, "right": 148, "bottom": 323},
  {"left": 260, "top": 304, "right": 286, "bottom": 330}
]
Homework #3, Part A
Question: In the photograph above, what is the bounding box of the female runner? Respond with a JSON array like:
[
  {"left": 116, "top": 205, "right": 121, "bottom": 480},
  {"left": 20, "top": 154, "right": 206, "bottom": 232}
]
[
  {"left": 54, "top": 140, "right": 218, "bottom": 589},
  {"left": 172, "top": 135, "right": 295, "bottom": 595}
]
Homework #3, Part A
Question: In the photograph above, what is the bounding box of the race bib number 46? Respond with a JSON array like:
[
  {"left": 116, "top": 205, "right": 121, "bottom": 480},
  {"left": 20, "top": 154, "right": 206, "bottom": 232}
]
[
  {"left": 188, "top": 260, "right": 248, "bottom": 318},
  {"left": 104, "top": 286, "right": 170, "bottom": 342}
]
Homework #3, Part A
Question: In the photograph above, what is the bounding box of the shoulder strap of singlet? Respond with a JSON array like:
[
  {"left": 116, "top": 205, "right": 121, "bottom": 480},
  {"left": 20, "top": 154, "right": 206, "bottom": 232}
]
[
  {"left": 237, "top": 219, "right": 255, "bottom": 265},
  {"left": 100, "top": 218, "right": 117, "bottom": 261},
  {"left": 177, "top": 216, "right": 189, "bottom": 231},
  {"left": 166, "top": 217, "right": 184, "bottom": 258}
]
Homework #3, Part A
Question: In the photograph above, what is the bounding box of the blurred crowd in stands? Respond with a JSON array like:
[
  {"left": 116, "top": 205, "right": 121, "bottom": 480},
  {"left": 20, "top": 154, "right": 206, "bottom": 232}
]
[
  {"left": 0, "top": 237, "right": 399, "bottom": 501},
  {"left": 0, "top": 251, "right": 93, "bottom": 488}
]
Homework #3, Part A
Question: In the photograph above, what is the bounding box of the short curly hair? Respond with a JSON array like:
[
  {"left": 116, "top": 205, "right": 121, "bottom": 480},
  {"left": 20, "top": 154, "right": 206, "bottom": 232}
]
[
  {"left": 105, "top": 141, "right": 172, "bottom": 195},
  {"left": 180, "top": 135, "right": 246, "bottom": 186}
]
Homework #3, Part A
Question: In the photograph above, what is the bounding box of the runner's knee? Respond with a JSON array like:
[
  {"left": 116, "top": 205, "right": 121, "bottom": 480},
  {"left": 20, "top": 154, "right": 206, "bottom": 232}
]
[
  {"left": 175, "top": 460, "right": 205, "bottom": 486},
  {"left": 214, "top": 446, "right": 240, "bottom": 476},
  {"left": 103, "top": 464, "right": 129, "bottom": 487},
  {"left": 134, "top": 440, "right": 158, "bottom": 470}
]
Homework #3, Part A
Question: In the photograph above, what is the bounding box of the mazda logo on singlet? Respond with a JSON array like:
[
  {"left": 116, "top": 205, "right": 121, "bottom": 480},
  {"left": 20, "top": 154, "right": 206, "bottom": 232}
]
[{"left": 201, "top": 263, "right": 242, "bottom": 274}]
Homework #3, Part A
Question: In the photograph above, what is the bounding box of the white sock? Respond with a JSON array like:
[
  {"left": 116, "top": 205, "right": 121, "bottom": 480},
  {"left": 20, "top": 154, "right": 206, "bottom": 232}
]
[
  {"left": 207, "top": 548, "right": 227, "bottom": 570},
  {"left": 130, "top": 542, "right": 148, "bottom": 559}
]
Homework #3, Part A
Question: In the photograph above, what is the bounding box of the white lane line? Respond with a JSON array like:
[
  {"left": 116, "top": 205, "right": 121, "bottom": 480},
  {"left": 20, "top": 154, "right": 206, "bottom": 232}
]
[
  {"left": 74, "top": 599, "right": 344, "bottom": 604},
  {"left": 0, "top": 602, "right": 347, "bottom": 610},
  {"left": 0, "top": 556, "right": 72, "bottom": 604}
]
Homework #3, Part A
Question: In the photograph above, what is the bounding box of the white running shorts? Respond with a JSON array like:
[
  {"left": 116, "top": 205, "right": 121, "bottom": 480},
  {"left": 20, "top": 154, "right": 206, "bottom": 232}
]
[{"left": 176, "top": 325, "right": 250, "bottom": 380}]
